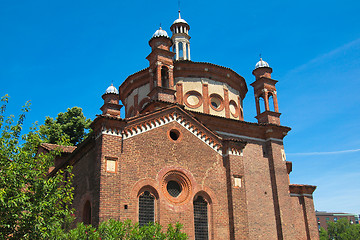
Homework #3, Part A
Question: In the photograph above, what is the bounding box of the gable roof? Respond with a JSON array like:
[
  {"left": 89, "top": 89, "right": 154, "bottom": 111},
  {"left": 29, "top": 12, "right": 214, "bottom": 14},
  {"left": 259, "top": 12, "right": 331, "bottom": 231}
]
[
  {"left": 97, "top": 105, "right": 246, "bottom": 156},
  {"left": 39, "top": 143, "right": 77, "bottom": 153}
]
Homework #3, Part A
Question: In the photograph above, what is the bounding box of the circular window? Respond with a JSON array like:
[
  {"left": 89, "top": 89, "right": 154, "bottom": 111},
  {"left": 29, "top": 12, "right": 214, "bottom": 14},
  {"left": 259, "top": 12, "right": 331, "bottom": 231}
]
[
  {"left": 187, "top": 95, "right": 200, "bottom": 106},
  {"left": 211, "top": 97, "right": 221, "bottom": 109},
  {"left": 184, "top": 91, "right": 203, "bottom": 108},
  {"left": 162, "top": 170, "right": 191, "bottom": 203},
  {"left": 167, "top": 181, "right": 182, "bottom": 197},
  {"left": 209, "top": 94, "right": 224, "bottom": 111},
  {"left": 169, "top": 129, "right": 180, "bottom": 141},
  {"left": 229, "top": 100, "right": 239, "bottom": 118}
]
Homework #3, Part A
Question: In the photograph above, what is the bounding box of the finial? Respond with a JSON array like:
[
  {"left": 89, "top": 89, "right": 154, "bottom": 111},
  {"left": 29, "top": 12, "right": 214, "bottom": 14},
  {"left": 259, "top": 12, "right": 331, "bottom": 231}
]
[
  {"left": 159, "top": 23, "right": 162, "bottom": 29},
  {"left": 178, "top": 0, "right": 181, "bottom": 19},
  {"left": 259, "top": 53, "right": 262, "bottom": 60}
]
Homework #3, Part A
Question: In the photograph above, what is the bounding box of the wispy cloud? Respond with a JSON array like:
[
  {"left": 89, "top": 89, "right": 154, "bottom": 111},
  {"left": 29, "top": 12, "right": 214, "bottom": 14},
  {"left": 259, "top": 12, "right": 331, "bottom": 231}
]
[
  {"left": 287, "top": 148, "right": 360, "bottom": 156},
  {"left": 285, "top": 38, "right": 360, "bottom": 75}
]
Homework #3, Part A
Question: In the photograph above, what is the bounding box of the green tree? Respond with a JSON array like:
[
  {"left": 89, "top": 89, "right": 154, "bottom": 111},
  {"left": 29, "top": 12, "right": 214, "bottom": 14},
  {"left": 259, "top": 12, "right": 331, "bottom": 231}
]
[
  {"left": 0, "top": 95, "right": 74, "bottom": 240},
  {"left": 319, "top": 226, "right": 328, "bottom": 240},
  {"left": 328, "top": 218, "right": 360, "bottom": 240},
  {"left": 40, "top": 107, "right": 91, "bottom": 146},
  {"left": 320, "top": 218, "right": 360, "bottom": 240},
  {"left": 51, "top": 219, "right": 188, "bottom": 240}
]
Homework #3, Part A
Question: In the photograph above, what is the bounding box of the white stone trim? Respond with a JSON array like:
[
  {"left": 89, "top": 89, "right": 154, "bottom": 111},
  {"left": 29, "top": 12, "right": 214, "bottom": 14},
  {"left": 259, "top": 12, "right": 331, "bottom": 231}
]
[
  {"left": 100, "top": 113, "right": 223, "bottom": 155},
  {"left": 96, "top": 116, "right": 255, "bottom": 157},
  {"left": 224, "top": 148, "right": 243, "bottom": 156},
  {"left": 290, "top": 193, "right": 313, "bottom": 197},
  {"left": 216, "top": 131, "right": 283, "bottom": 143}
]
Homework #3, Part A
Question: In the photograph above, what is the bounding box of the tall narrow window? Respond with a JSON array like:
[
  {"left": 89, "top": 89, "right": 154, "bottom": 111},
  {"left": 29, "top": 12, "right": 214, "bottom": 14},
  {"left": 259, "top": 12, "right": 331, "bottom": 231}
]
[
  {"left": 139, "top": 191, "right": 155, "bottom": 227},
  {"left": 178, "top": 42, "right": 184, "bottom": 59},
  {"left": 161, "top": 66, "right": 169, "bottom": 88},
  {"left": 194, "top": 196, "right": 209, "bottom": 240},
  {"left": 268, "top": 94, "right": 274, "bottom": 111},
  {"left": 83, "top": 200, "right": 91, "bottom": 225},
  {"left": 259, "top": 96, "right": 265, "bottom": 113}
]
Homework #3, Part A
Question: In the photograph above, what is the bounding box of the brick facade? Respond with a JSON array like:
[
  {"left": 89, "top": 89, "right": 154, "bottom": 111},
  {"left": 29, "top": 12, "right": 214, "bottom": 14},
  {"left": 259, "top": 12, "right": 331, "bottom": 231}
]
[{"left": 45, "top": 14, "right": 319, "bottom": 240}]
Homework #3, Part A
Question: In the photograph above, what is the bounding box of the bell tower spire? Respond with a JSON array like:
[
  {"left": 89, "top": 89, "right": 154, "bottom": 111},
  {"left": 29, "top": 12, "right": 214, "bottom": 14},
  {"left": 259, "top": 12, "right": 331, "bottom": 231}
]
[
  {"left": 170, "top": 11, "right": 191, "bottom": 61},
  {"left": 251, "top": 58, "right": 281, "bottom": 125},
  {"left": 146, "top": 27, "right": 176, "bottom": 103}
]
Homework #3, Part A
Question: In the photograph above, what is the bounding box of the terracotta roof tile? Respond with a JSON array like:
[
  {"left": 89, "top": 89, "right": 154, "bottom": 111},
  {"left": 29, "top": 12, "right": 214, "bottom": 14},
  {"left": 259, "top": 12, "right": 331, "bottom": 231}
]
[{"left": 40, "top": 143, "right": 77, "bottom": 153}]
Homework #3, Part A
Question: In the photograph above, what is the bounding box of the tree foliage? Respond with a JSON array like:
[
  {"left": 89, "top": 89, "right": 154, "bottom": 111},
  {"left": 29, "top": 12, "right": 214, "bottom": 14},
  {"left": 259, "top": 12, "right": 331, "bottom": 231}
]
[
  {"left": 0, "top": 95, "right": 74, "bottom": 239},
  {"left": 319, "top": 227, "right": 328, "bottom": 240},
  {"left": 320, "top": 218, "right": 360, "bottom": 240},
  {"left": 39, "top": 107, "right": 91, "bottom": 146},
  {"left": 0, "top": 96, "right": 186, "bottom": 239},
  {"left": 52, "top": 219, "right": 188, "bottom": 240}
]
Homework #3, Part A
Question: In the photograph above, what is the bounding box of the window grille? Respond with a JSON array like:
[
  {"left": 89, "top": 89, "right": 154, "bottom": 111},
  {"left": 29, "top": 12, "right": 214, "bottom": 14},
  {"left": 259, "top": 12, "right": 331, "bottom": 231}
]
[
  {"left": 139, "top": 191, "right": 155, "bottom": 227},
  {"left": 167, "top": 181, "right": 182, "bottom": 197},
  {"left": 194, "top": 196, "right": 209, "bottom": 240}
]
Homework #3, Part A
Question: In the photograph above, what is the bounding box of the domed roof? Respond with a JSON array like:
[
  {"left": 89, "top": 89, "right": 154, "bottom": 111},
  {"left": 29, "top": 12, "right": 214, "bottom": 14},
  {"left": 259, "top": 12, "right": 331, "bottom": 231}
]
[
  {"left": 255, "top": 58, "right": 270, "bottom": 69},
  {"left": 152, "top": 27, "right": 169, "bottom": 38},
  {"left": 172, "top": 11, "right": 188, "bottom": 25},
  {"left": 105, "top": 84, "right": 119, "bottom": 94}
]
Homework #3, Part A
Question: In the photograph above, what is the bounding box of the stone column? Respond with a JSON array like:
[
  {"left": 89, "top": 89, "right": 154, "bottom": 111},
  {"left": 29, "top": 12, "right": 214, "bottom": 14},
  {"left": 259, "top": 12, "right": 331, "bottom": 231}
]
[{"left": 182, "top": 41, "right": 187, "bottom": 60}]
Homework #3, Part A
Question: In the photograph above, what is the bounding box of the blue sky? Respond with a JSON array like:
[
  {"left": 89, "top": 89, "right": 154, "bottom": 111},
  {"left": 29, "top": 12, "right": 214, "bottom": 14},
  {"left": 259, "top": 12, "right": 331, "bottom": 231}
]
[{"left": 1, "top": 1, "right": 359, "bottom": 214}]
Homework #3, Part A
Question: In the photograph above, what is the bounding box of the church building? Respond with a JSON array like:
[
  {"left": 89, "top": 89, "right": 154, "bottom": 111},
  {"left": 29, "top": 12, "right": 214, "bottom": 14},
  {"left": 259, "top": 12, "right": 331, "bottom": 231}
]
[{"left": 44, "top": 12, "right": 319, "bottom": 240}]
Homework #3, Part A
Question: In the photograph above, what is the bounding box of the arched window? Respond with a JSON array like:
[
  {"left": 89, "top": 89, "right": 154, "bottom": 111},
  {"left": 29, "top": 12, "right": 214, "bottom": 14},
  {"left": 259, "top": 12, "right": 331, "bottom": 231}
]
[
  {"left": 268, "top": 93, "right": 274, "bottom": 112},
  {"left": 259, "top": 96, "right": 265, "bottom": 113},
  {"left": 139, "top": 191, "right": 155, "bottom": 227},
  {"left": 194, "top": 196, "right": 209, "bottom": 240},
  {"left": 83, "top": 200, "right": 91, "bottom": 225},
  {"left": 178, "top": 42, "right": 184, "bottom": 59},
  {"left": 161, "top": 66, "right": 169, "bottom": 88}
]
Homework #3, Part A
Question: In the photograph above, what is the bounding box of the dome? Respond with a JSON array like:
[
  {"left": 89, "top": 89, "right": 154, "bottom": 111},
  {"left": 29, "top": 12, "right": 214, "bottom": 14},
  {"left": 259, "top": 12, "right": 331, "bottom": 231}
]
[
  {"left": 255, "top": 58, "right": 270, "bottom": 69},
  {"left": 152, "top": 27, "right": 169, "bottom": 38},
  {"left": 172, "top": 11, "right": 188, "bottom": 25},
  {"left": 105, "top": 84, "right": 119, "bottom": 94},
  {"left": 173, "top": 18, "right": 188, "bottom": 25}
]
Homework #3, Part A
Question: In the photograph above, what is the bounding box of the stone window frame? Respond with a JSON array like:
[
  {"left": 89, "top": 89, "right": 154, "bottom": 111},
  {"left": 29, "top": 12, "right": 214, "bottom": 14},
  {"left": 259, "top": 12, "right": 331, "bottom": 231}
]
[
  {"left": 105, "top": 156, "right": 118, "bottom": 173},
  {"left": 209, "top": 93, "right": 224, "bottom": 112},
  {"left": 229, "top": 100, "right": 240, "bottom": 118},
  {"left": 233, "top": 174, "right": 243, "bottom": 189},
  {"left": 137, "top": 185, "right": 159, "bottom": 227},
  {"left": 193, "top": 191, "right": 212, "bottom": 240},
  {"left": 184, "top": 90, "right": 203, "bottom": 109},
  {"left": 161, "top": 170, "right": 191, "bottom": 204},
  {"left": 167, "top": 127, "right": 183, "bottom": 143}
]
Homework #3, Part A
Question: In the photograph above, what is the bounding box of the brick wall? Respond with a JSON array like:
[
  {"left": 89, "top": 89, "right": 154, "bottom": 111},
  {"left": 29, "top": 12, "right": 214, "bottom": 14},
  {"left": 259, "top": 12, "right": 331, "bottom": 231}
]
[
  {"left": 98, "top": 121, "right": 231, "bottom": 239},
  {"left": 242, "top": 141, "right": 278, "bottom": 239},
  {"left": 67, "top": 106, "right": 318, "bottom": 240},
  {"left": 72, "top": 144, "right": 101, "bottom": 226}
]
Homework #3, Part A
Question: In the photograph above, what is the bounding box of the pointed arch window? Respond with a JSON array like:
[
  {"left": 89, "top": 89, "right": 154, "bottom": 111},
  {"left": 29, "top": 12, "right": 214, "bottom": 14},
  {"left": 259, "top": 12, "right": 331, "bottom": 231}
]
[
  {"left": 194, "top": 196, "right": 209, "bottom": 240},
  {"left": 139, "top": 191, "right": 155, "bottom": 227}
]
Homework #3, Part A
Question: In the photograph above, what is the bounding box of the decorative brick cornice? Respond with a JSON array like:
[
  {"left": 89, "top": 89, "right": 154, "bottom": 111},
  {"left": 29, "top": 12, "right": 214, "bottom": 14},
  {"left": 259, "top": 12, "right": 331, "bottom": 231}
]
[
  {"left": 289, "top": 184, "right": 317, "bottom": 197},
  {"left": 122, "top": 112, "right": 223, "bottom": 155},
  {"left": 95, "top": 105, "right": 250, "bottom": 157},
  {"left": 225, "top": 147, "right": 243, "bottom": 156}
]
